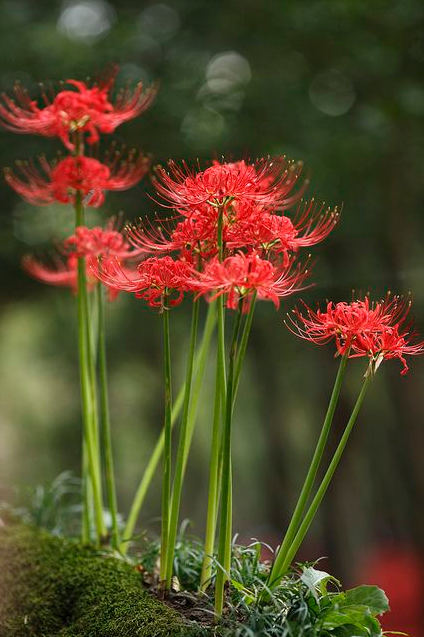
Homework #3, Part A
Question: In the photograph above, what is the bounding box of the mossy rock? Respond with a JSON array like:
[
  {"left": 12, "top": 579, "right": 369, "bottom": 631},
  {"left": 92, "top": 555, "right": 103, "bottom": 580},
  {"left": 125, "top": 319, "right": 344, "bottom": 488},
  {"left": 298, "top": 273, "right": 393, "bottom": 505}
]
[{"left": 0, "top": 524, "right": 208, "bottom": 636}]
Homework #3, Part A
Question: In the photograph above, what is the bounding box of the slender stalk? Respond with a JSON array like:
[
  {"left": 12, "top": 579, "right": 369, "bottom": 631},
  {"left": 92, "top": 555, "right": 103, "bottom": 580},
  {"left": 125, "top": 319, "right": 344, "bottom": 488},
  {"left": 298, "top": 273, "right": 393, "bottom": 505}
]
[
  {"left": 182, "top": 302, "right": 217, "bottom": 472},
  {"left": 81, "top": 439, "right": 91, "bottom": 543},
  {"left": 160, "top": 304, "right": 173, "bottom": 585},
  {"left": 234, "top": 294, "right": 256, "bottom": 397},
  {"left": 165, "top": 300, "right": 200, "bottom": 586},
  {"left": 215, "top": 304, "right": 243, "bottom": 616},
  {"left": 220, "top": 297, "right": 257, "bottom": 580},
  {"left": 267, "top": 353, "right": 349, "bottom": 587},
  {"left": 75, "top": 192, "right": 105, "bottom": 544},
  {"left": 121, "top": 302, "right": 216, "bottom": 554},
  {"left": 97, "top": 282, "right": 120, "bottom": 550},
  {"left": 223, "top": 460, "right": 232, "bottom": 577},
  {"left": 269, "top": 374, "right": 372, "bottom": 589},
  {"left": 200, "top": 206, "right": 228, "bottom": 591},
  {"left": 200, "top": 286, "right": 252, "bottom": 592},
  {"left": 200, "top": 318, "right": 225, "bottom": 590},
  {"left": 87, "top": 281, "right": 103, "bottom": 512}
]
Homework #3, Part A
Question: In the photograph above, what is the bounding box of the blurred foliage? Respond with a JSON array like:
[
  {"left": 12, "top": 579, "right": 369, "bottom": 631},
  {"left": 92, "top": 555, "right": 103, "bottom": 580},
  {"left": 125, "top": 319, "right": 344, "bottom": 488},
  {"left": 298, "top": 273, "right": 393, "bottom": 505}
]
[{"left": 0, "top": 0, "right": 424, "bottom": 631}]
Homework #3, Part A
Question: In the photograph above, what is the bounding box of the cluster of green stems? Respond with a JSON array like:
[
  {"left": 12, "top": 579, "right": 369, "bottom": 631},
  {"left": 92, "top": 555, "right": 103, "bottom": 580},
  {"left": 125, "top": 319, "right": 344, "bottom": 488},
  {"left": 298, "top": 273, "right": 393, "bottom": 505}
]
[
  {"left": 265, "top": 353, "right": 373, "bottom": 594},
  {"left": 153, "top": 205, "right": 259, "bottom": 612},
  {"left": 74, "top": 134, "right": 118, "bottom": 549}
]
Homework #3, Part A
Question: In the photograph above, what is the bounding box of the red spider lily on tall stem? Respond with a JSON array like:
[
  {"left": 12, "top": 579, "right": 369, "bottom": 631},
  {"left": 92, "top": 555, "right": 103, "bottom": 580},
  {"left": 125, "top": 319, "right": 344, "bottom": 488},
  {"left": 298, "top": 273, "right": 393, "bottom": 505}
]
[
  {"left": 265, "top": 294, "right": 424, "bottom": 595},
  {"left": 3, "top": 67, "right": 155, "bottom": 551}
]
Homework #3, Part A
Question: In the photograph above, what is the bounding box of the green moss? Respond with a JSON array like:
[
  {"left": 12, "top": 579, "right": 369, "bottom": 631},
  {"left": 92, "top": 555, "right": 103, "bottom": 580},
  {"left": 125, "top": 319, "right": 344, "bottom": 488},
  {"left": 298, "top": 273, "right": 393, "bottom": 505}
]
[{"left": 0, "top": 525, "right": 207, "bottom": 636}]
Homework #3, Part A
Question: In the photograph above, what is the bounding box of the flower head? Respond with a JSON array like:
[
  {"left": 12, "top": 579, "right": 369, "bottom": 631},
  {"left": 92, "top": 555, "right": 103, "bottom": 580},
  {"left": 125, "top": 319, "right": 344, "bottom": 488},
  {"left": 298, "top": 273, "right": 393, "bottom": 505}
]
[
  {"left": 0, "top": 67, "right": 157, "bottom": 149},
  {"left": 90, "top": 255, "right": 192, "bottom": 310},
  {"left": 288, "top": 295, "right": 424, "bottom": 374},
  {"left": 64, "top": 222, "right": 141, "bottom": 259},
  {"left": 191, "top": 251, "right": 309, "bottom": 311},
  {"left": 5, "top": 150, "right": 149, "bottom": 208},
  {"left": 23, "top": 221, "right": 140, "bottom": 299},
  {"left": 153, "top": 157, "right": 305, "bottom": 212}
]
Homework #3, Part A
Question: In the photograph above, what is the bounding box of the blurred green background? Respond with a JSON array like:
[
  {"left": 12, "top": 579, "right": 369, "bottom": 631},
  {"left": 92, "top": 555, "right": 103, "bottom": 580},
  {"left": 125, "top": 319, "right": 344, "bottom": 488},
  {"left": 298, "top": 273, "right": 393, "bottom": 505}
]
[{"left": 1, "top": 0, "right": 423, "bottom": 631}]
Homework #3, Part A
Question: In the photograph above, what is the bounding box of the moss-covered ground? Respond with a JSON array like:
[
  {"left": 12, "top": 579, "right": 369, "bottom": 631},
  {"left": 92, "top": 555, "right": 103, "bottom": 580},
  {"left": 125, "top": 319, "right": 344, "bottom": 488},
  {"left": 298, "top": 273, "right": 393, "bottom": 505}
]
[{"left": 0, "top": 524, "right": 208, "bottom": 636}]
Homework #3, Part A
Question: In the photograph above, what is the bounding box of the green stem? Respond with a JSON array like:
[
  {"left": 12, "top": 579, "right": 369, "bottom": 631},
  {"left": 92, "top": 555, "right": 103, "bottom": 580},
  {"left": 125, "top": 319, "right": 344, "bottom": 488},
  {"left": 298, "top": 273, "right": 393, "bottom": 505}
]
[
  {"left": 233, "top": 295, "right": 256, "bottom": 397},
  {"left": 219, "top": 297, "right": 257, "bottom": 580},
  {"left": 121, "top": 302, "right": 216, "bottom": 554},
  {"left": 269, "top": 374, "right": 372, "bottom": 588},
  {"left": 182, "top": 302, "right": 217, "bottom": 472},
  {"left": 267, "top": 353, "right": 349, "bottom": 588},
  {"left": 223, "top": 460, "right": 232, "bottom": 578},
  {"left": 220, "top": 298, "right": 257, "bottom": 579},
  {"left": 87, "top": 284, "right": 103, "bottom": 514},
  {"left": 165, "top": 299, "right": 200, "bottom": 587},
  {"left": 81, "top": 439, "right": 91, "bottom": 543},
  {"left": 205, "top": 294, "right": 246, "bottom": 589},
  {"left": 215, "top": 304, "right": 243, "bottom": 616},
  {"left": 200, "top": 309, "right": 226, "bottom": 591},
  {"left": 75, "top": 193, "right": 105, "bottom": 545},
  {"left": 160, "top": 304, "right": 172, "bottom": 585},
  {"left": 97, "top": 283, "right": 120, "bottom": 550}
]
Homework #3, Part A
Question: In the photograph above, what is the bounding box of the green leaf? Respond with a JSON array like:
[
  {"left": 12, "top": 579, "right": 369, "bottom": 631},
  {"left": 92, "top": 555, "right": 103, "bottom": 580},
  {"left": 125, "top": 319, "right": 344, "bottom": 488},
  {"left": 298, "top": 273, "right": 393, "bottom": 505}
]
[
  {"left": 344, "top": 586, "right": 389, "bottom": 615},
  {"left": 322, "top": 607, "right": 372, "bottom": 629},
  {"left": 230, "top": 578, "right": 256, "bottom": 605},
  {"left": 321, "top": 607, "right": 383, "bottom": 636},
  {"left": 301, "top": 566, "right": 341, "bottom": 599}
]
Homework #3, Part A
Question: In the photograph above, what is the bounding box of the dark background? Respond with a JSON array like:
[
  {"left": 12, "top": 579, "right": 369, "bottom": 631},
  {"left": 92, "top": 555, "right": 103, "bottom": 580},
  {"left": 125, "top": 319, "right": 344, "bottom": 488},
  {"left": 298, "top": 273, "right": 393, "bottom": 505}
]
[{"left": 0, "top": 1, "right": 423, "bottom": 632}]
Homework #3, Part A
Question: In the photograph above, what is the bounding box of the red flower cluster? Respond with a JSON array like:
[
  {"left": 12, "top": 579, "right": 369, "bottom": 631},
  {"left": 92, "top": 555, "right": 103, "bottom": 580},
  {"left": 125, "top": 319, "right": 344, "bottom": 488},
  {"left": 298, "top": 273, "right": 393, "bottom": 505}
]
[
  {"left": 92, "top": 156, "right": 336, "bottom": 311},
  {"left": 23, "top": 223, "right": 140, "bottom": 299},
  {"left": 128, "top": 159, "right": 338, "bottom": 263},
  {"left": 0, "top": 67, "right": 157, "bottom": 150},
  {"left": 288, "top": 296, "right": 424, "bottom": 374},
  {"left": 5, "top": 152, "right": 149, "bottom": 208}
]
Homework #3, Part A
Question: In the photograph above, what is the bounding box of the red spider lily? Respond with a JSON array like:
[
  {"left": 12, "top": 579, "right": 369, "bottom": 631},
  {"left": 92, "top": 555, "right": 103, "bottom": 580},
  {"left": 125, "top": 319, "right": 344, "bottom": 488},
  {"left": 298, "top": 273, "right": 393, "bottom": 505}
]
[
  {"left": 191, "top": 251, "right": 309, "bottom": 311},
  {"left": 152, "top": 157, "right": 305, "bottom": 212},
  {"left": 0, "top": 67, "right": 157, "bottom": 150},
  {"left": 64, "top": 223, "right": 143, "bottom": 260},
  {"left": 288, "top": 295, "right": 424, "bottom": 374},
  {"left": 287, "top": 296, "right": 395, "bottom": 353},
  {"left": 89, "top": 255, "right": 193, "bottom": 309},
  {"left": 5, "top": 151, "right": 149, "bottom": 208}
]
